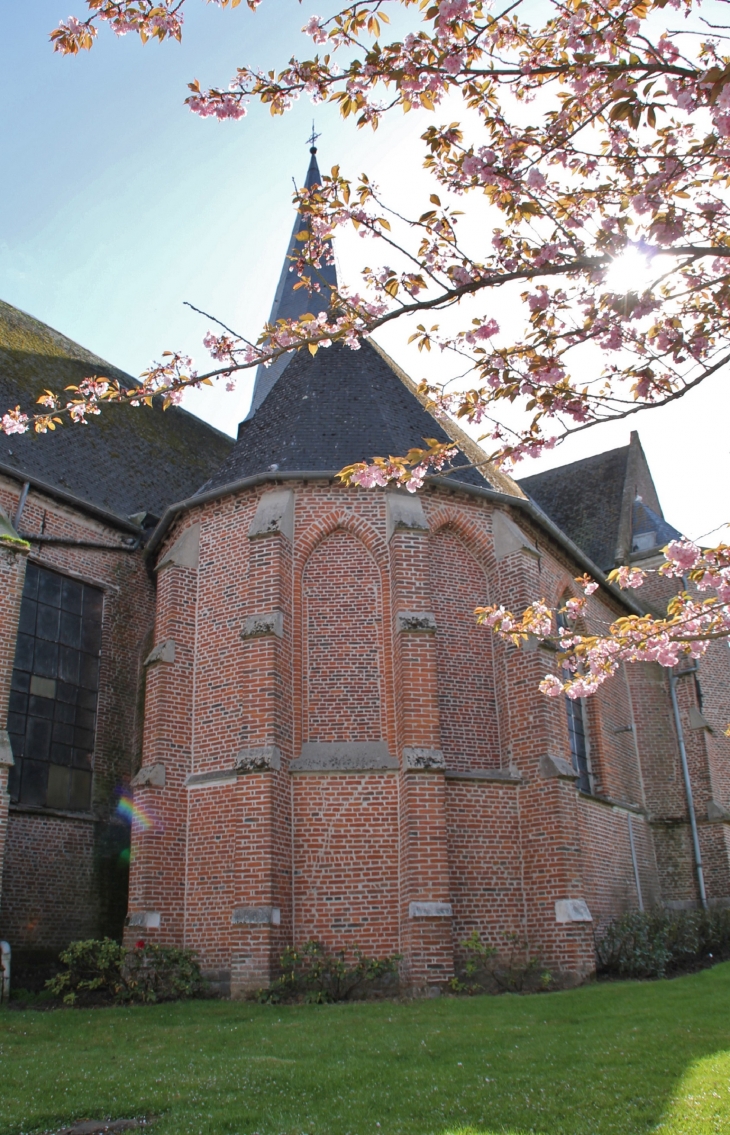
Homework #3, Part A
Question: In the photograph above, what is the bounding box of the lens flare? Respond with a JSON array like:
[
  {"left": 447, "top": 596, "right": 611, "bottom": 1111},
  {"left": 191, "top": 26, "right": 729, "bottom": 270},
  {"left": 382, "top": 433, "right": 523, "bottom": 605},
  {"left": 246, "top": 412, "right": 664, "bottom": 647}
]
[
  {"left": 605, "top": 247, "right": 675, "bottom": 294},
  {"left": 116, "top": 793, "right": 153, "bottom": 831}
]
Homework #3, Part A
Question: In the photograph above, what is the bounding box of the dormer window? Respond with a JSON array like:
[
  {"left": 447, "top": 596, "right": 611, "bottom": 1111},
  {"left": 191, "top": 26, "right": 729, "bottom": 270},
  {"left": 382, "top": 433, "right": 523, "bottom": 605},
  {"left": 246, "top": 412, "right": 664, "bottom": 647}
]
[{"left": 632, "top": 530, "right": 656, "bottom": 553}]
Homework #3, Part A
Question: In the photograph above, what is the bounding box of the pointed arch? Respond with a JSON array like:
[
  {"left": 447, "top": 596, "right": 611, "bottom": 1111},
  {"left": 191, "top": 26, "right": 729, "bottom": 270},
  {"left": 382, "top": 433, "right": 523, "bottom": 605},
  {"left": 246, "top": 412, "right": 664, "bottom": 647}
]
[
  {"left": 293, "top": 507, "right": 393, "bottom": 755},
  {"left": 427, "top": 517, "right": 500, "bottom": 771}
]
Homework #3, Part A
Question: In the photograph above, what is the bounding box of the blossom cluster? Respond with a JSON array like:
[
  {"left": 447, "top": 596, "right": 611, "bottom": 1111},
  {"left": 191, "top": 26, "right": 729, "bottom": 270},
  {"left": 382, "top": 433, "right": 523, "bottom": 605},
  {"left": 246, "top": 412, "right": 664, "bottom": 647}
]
[{"left": 476, "top": 541, "right": 730, "bottom": 720}]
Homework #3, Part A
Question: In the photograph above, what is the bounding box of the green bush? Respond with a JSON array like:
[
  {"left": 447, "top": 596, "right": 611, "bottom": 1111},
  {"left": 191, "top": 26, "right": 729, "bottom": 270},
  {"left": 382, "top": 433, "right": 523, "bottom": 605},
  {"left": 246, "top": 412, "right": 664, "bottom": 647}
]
[
  {"left": 449, "top": 930, "right": 553, "bottom": 995},
  {"left": 595, "top": 908, "right": 730, "bottom": 979},
  {"left": 259, "top": 940, "right": 401, "bottom": 1003},
  {"left": 46, "top": 938, "right": 206, "bottom": 1006}
]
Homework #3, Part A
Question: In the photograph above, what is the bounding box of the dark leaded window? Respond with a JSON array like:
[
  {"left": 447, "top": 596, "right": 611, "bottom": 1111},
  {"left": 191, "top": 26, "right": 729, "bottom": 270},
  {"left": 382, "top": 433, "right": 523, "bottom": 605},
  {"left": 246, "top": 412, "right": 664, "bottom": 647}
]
[
  {"left": 565, "top": 695, "right": 591, "bottom": 794},
  {"left": 557, "top": 602, "right": 592, "bottom": 794},
  {"left": 7, "top": 563, "right": 103, "bottom": 812}
]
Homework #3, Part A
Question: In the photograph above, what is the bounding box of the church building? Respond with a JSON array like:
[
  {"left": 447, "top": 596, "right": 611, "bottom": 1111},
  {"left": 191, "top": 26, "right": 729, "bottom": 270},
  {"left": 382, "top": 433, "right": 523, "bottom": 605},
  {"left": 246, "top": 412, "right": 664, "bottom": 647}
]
[{"left": 1, "top": 149, "right": 729, "bottom": 995}]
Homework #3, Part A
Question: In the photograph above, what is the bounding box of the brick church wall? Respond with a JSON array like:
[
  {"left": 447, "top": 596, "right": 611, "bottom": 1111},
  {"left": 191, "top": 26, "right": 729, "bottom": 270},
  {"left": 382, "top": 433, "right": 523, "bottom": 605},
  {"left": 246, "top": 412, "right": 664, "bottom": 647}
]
[
  {"left": 123, "top": 476, "right": 730, "bottom": 993},
  {"left": 0, "top": 475, "right": 155, "bottom": 950}
]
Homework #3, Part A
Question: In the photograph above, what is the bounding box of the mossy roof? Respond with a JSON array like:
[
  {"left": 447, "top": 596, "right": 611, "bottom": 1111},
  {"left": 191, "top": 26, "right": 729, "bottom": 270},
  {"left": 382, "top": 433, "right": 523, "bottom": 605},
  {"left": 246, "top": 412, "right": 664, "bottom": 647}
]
[{"left": 0, "top": 299, "right": 233, "bottom": 523}]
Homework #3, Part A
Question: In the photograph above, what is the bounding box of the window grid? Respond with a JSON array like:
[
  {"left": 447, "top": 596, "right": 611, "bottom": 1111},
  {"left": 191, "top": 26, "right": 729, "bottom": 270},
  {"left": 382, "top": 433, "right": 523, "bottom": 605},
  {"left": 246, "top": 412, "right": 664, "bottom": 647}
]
[{"left": 7, "top": 563, "right": 103, "bottom": 812}]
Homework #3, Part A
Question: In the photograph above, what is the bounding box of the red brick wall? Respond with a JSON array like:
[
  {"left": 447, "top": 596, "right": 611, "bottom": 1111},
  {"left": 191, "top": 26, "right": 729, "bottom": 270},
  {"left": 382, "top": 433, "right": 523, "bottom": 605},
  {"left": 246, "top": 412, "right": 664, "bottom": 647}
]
[
  {"left": 292, "top": 773, "right": 399, "bottom": 955},
  {"left": 0, "top": 476, "right": 155, "bottom": 949},
  {"left": 429, "top": 528, "right": 499, "bottom": 770},
  {"left": 121, "top": 477, "right": 730, "bottom": 994},
  {"left": 446, "top": 781, "right": 524, "bottom": 964},
  {"left": 303, "top": 531, "right": 383, "bottom": 743},
  {"left": 1, "top": 812, "right": 96, "bottom": 949}
]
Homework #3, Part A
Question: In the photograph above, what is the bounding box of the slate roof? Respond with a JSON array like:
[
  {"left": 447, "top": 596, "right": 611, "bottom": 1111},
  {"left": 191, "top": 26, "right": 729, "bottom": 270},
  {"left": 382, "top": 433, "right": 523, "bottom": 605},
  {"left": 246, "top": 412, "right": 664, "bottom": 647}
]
[
  {"left": 631, "top": 499, "right": 681, "bottom": 553},
  {"left": 246, "top": 148, "right": 339, "bottom": 420},
  {"left": 517, "top": 445, "right": 631, "bottom": 572},
  {"left": 517, "top": 433, "right": 683, "bottom": 570},
  {"left": 201, "top": 337, "right": 495, "bottom": 492},
  {"left": 0, "top": 299, "right": 233, "bottom": 524}
]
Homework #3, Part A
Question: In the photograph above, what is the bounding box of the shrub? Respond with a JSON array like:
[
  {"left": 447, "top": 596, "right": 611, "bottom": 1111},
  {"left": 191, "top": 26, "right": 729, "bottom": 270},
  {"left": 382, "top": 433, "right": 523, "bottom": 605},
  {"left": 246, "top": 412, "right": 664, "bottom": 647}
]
[
  {"left": 46, "top": 938, "right": 206, "bottom": 1005},
  {"left": 595, "top": 908, "right": 730, "bottom": 979},
  {"left": 259, "top": 940, "right": 401, "bottom": 1003},
  {"left": 449, "top": 930, "right": 553, "bottom": 995}
]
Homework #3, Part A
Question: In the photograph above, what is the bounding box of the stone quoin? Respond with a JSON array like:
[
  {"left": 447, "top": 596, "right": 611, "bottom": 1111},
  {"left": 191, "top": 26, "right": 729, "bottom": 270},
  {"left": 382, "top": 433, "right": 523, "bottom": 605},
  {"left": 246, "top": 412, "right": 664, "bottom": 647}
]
[{"left": 1, "top": 147, "right": 729, "bottom": 994}]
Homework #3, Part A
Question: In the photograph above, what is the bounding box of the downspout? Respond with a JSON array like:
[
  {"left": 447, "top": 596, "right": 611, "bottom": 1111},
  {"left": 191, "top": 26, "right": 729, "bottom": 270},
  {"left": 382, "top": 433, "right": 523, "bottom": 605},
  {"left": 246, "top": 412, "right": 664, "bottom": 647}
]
[{"left": 667, "top": 665, "right": 708, "bottom": 910}]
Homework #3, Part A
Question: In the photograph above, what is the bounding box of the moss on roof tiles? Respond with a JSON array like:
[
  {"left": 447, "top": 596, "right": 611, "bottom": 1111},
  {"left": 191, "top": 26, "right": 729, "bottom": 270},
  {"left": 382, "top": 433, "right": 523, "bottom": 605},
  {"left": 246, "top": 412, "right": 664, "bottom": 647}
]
[{"left": 0, "top": 299, "right": 233, "bottom": 521}]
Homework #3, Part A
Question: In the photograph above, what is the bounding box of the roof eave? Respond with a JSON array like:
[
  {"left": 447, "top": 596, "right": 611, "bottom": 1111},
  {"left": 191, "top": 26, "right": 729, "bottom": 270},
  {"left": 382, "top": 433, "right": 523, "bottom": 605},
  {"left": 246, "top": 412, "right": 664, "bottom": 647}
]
[
  {"left": 144, "top": 468, "right": 645, "bottom": 616},
  {"left": 0, "top": 460, "right": 143, "bottom": 536}
]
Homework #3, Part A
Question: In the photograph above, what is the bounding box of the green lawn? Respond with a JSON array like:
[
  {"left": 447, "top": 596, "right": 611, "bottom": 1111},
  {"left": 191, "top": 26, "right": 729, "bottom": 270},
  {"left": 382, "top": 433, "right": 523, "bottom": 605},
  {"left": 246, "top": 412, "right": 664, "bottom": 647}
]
[{"left": 2, "top": 965, "right": 730, "bottom": 1135}]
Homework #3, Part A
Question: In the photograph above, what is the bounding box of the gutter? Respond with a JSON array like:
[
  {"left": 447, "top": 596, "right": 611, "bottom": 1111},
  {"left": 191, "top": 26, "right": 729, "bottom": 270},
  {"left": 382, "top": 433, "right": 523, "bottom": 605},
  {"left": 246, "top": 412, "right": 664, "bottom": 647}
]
[
  {"left": 0, "top": 460, "right": 142, "bottom": 536},
  {"left": 143, "top": 468, "right": 646, "bottom": 617}
]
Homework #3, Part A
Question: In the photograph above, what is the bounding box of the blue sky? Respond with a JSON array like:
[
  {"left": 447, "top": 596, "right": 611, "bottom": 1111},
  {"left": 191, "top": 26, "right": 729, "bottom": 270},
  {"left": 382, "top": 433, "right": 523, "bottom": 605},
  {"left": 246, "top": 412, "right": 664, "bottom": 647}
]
[{"left": 1, "top": 2, "right": 728, "bottom": 542}]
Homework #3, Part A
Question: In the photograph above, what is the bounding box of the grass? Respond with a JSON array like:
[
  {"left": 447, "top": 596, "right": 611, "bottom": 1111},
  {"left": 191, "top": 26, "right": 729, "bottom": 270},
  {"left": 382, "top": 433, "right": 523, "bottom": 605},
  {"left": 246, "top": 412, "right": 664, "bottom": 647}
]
[{"left": 1, "top": 964, "right": 730, "bottom": 1135}]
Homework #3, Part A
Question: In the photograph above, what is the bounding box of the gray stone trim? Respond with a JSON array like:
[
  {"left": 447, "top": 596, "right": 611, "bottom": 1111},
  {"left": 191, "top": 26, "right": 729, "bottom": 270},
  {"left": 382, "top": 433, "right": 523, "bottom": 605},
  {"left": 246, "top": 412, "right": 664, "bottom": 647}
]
[
  {"left": 248, "top": 489, "right": 294, "bottom": 541},
  {"left": 131, "top": 762, "right": 166, "bottom": 789},
  {"left": 386, "top": 490, "right": 429, "bottom": 542},
  {"left": 555, "top": 899, "right": 592, "bottom": 923},
  {"left": 403, "top": 747, "right": 445, "bottom": 771},
  {"left": 396, "top": 611, "right": 437, "bottom": 633},
  {"left": 186, "top": 769, "right": 239, "bottom": 788},
  {"left": 688, "top": 705, "right": 712, "bottom": 731},
  {"left": 157, "top": 522, "right": 200, "bottom": 572},
  {"left": 539, "top": 753, "right": 578, "bottom": 780},
  {"left": 290, "top": 741, "right": 398, "bottom": 772},
  {"left": 126, "top": 911, "right": 161, "bottom": 929},
  {"left": 186, "top": 748, "right": 282, "bottom": 788},
  {"left": 708, "top": 800, "right": 730, "bottom": 823},
  {"left": 493, "top": 510, "right": 540, "bottom": 561},
  {"left": 232, "top": 906, "right": 281, "bottom": 926},
  {"left": 241, "top": 611, "right": 284, "bottom": 640},
  {"left": 0, "top": 730, "right": 14, "bottom": 768},
  {"left": 409, "top": 902, "right": 453, "bottom": 918},
  {"left": 580, "top": 792, "right": 645, "bottom": 815},
  {"left": 444, "top": 768, "right": 522, "bottom": 784},
  {"left": 235, "top": 746, "right": 282, "bottom": 772},
  {"left": 144, "top": 639, "right": 176, "bottom": 667}
]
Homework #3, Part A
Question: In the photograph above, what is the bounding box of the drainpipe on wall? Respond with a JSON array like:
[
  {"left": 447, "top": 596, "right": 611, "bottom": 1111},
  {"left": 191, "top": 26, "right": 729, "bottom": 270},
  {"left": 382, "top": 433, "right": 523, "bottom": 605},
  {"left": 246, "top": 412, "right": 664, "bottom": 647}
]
[
  {"left": 668, "top": 666, "right": 708, "bottom": 910},
  {"left": 0, "top": 940, "right": 10, "bottom": 1002}
]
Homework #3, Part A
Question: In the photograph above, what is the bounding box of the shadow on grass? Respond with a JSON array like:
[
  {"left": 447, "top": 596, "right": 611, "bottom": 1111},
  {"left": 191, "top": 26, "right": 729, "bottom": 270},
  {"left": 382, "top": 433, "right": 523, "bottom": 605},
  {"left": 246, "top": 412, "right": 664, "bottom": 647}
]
[{"left": 1, "top": 964, "right": 730, "bottom": 1135}]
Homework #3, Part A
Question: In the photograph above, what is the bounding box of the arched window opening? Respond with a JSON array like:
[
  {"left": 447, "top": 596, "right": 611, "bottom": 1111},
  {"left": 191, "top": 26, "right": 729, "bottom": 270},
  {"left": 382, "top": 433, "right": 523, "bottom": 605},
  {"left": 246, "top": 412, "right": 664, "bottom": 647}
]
[{"left": 557, "top": 598, "right": 593, "bottom": 794}]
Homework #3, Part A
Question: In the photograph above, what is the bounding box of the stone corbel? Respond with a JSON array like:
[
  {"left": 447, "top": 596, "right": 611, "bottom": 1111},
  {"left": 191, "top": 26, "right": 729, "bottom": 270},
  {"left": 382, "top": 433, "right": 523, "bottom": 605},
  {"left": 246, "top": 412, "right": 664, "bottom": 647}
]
[
  {"left": 409, "top": 902, "right": 453, "bottom": 918},
  {"left": 0, "top": 730, "right": 15, "bottom": 768},
  {"left": 156, "top": 523, "right": 200, "bottom": 572},
  {"left": 403, "top": 747, "right": 445, "bottom": 771},
  {"left": 539, "top": 753, "right": 579, "bottom": 781},
  {"left": 241, "top": 611, "right": 284, "bottom": 640},
  {"left": 248, "top": 489, "right": 294, "bottom": 541},
  {"left": 232, "top": 906, "right": 281, "bottom": 926},
  {"left": 234, "top": 746, "right": 282, "bottom": 773},
  {"left": 386, "top": 491, "right": 429, "bottom": 542},
  {"left": 126, "top": 911, "right": 161, "bottom": 929},
  {"left": 688, "top": 706, "right": 713, "bottom": 732},
  {"left": 492, "top": 510, "right": 540, "bottom": 562},
  {"left": 555, "top": 899, "right": 592, "bottom": 923},
  {"left": 131, "top": 762, "right": 166, "bottom": 789},
  {"left": 144, "top": 639, "right": 176, "bottom": 667},
  {"left": 707, "top": 800, "right": 730, "bottom": 823},
  {"left": 396, "top": 611, "right": 437, "bottom": 633}
]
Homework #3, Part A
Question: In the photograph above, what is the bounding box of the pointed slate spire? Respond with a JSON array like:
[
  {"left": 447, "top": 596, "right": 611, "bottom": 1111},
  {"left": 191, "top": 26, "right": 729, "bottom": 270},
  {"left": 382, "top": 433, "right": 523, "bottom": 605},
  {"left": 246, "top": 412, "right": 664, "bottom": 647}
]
[{"left": 245, "top": 145, "right": 338, "bottom": 420}]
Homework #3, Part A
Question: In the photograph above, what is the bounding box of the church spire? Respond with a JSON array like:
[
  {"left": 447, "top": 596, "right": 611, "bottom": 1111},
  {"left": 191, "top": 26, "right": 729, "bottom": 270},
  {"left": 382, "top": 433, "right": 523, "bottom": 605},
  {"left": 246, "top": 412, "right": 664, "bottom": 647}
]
[{"left": 245, "top": 138, "right": 339, "bottom": 420}]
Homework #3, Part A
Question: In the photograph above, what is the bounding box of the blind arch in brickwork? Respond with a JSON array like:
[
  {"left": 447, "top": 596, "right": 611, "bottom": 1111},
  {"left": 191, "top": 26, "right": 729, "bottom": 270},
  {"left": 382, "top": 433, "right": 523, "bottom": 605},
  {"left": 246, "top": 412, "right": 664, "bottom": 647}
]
[{"left": 428, "top": 525, "right": 501, "bottom": 771}]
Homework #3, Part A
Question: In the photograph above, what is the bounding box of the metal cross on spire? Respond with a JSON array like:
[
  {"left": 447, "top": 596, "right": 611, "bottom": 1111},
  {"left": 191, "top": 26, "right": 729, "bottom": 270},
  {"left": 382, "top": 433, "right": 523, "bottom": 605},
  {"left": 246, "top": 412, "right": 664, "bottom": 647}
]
[{"left": 307, "top": 122, "right": 322, "bottom": 152}]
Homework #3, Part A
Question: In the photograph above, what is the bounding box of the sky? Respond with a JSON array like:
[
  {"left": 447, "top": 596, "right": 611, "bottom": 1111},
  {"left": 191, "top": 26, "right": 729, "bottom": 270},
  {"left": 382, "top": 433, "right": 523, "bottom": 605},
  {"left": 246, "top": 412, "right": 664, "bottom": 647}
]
[{"left": 1, "top": 1, "right": 729, "bottom": 545}]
